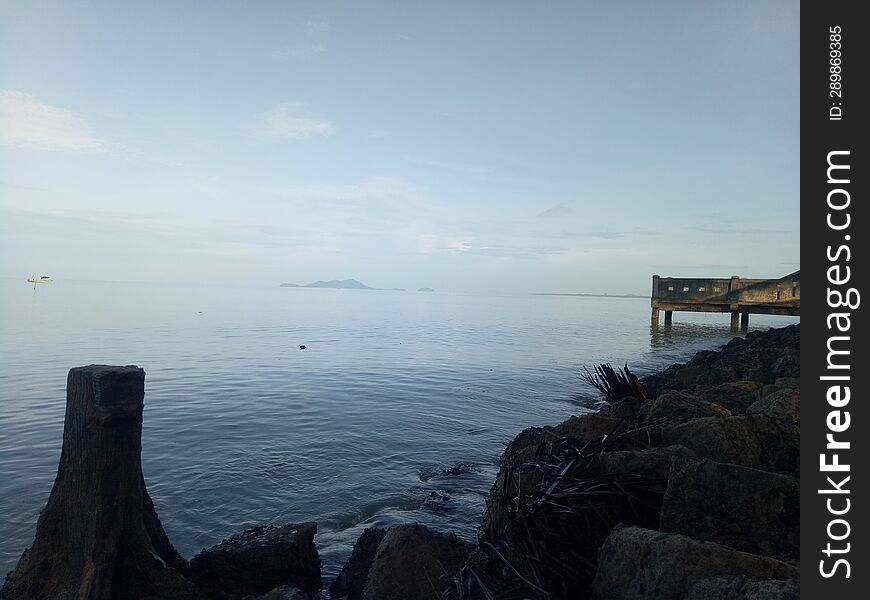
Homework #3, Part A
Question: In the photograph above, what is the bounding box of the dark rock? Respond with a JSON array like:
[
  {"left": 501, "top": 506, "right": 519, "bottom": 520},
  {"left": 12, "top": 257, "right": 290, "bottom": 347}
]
[
  {"left": 241, "top": 586, "right": 309, "bottom": 600},
  {"left": 642, "top": 325, "right": 800, "bottom": 397},
  {"left": 644, "top": 391, "right": 731, "bottom": 423},
  {"left": 552, "top": 412, "right": 626, "bottom": 441},
  {"left": 663, "top": 417, "right": 764, "bottom": 470},
  {"left": 607, "top": 396, "right": 644, "bottom": 419},
  {"left": 1, "top": 365, "right": 202, "bottom": 600},
  {"left": 600, "top": 445, "right": 696, "bottom": 479},
  {"left": 329, "top": 528, "right": 387, "bottom": 600},
  {"left": 746, "top": 389, "right": 800, "bottom": 474},
  {"left": 697, "top": 381, "right": 762, "bottom": 415},
  {"left": 363, "top": 524, "right": 472, "bottom": 600},
  {"left": 419, "top": 463, "right": 478, "bottom": 481},
  {"left": 421, "top": 490, "right": 455, "bottom": 511},
  {"left": 187, "top": 523, "right": 321, "bottom": 600},
  {"left": 660, "top": 459, "right": 799, "bottom": 560},
  {"left": 590, "top": 525, "right": 798, "bottom": 600},
  {"left": 761, "top": 377, "right": 800, "bottom": 398},
  {"left": 685, "top": 576, "right": 800, "bottom": 599}
]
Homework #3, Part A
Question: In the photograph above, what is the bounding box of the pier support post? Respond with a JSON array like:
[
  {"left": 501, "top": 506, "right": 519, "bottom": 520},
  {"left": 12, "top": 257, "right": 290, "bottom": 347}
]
[
  {"left": 741, "top": 312, "right": 750, "bottom": 329},
  {"left": 0, "top": 365, "right": 199, "bottom": 600},
  {"left": 664, "top": 311, "right": 673, "bottom": 326},
  {"left": 651, "top": 308, "right": 660, "bottom": 327},
  {"left": 730, "top": 311, "right": 740, "bottom": 331}
]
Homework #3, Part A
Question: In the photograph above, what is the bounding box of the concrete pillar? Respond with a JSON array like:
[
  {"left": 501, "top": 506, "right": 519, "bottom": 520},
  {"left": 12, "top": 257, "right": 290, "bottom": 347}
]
[
  {"left": 741, "top": 312, "right": 750, "bottom": 329},
  {"left": 651, "top": 307, "right": 660, "bottom": 327},
  {"left": 730, "top": 311, "right": 740, "bottom": 331},
  {"left": 664, "top": 310, "right": 673, "bottom": 325}
]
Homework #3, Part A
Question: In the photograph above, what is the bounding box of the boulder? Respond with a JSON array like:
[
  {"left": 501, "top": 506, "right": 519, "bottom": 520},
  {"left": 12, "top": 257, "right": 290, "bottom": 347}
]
[
  {"left": 552, "top": 412, "right": 626, "bottom": 441},
  {"left": 607, "top": 396, "right": 645, "bottom": 420},
  {"left": 697, "top": 381, "right": 762, "bottom": 415},
  {"left": 240, "top": 586, "right": 309, "bottom": 600},
  {"left": 590, "top": 525, "right": 798, "bottom": 600},
  {"left": 663, "top": 417, "right": 763, "bottom": 470},
  {"left": 660, "top": 460, "right": 799, "bottom": 560},
  {"left": 760, "top": 377, "right": 800, "bottom": 398},
  {"left": 329, "top": 528, "right": 386, "bottom": 600},
  {"left": 600, "top": 445, "right": 697, "bottom": 479},
  {"left": 685, "top": 576, "right": 799, "bottom": 599},
  {"left": 644, "top": 391, "right": 731, "bottom": 424},
  {"left": 363, "top": 524, "right": 472, "bottom": 600},
  {"left": 187, "top": 523, "right": 321, "bottom": 600},
  {"left": 642, "top": 325, "right": 800, "bottom": 396},
  {"left": 662, "top": 389, "right": 800, "bottom": 475},
  {"left": 746, "top": 389, "right": 800, "bottom": 474}
]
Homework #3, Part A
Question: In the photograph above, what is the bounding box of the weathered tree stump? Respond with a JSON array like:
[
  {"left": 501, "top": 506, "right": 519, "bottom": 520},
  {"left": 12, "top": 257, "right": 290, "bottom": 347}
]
[{"left": 1, "top": 365, "right": 202, "bottom": 600}]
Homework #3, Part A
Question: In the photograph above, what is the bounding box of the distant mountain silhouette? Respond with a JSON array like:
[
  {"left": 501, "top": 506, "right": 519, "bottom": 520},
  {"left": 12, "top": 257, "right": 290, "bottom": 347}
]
[
  {"left": 417, "top": 287, "right": 435, "bottom": 292},
  {"left": 280, "top": 278, "right": 373, "bottom": 290}
]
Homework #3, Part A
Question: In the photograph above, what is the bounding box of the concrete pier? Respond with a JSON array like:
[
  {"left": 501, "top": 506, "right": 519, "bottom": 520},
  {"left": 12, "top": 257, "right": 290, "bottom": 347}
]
[{"left": 650, "top": 271, "right": 800, "bottom": 328}]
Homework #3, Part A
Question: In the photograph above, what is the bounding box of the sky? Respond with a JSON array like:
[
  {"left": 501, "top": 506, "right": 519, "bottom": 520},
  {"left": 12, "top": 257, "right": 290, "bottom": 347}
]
[{"left": 0, "top": 1, "right": 799, "bottom": 294}]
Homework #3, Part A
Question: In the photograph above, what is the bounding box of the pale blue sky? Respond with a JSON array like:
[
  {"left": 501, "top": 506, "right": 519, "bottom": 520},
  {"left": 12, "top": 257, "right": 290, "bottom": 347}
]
[{"left": 0, "top": 1, "right": 799, "bottom": 294}]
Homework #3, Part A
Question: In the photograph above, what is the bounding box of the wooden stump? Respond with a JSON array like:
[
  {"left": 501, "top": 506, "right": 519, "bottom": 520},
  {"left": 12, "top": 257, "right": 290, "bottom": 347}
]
[{"left": 1, "top": 365, "right": 202, "bottom": 600}]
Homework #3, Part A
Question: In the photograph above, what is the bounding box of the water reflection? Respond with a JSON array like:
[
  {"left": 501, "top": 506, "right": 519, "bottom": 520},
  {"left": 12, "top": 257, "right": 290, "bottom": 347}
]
[{"left": 648, "top": 319, "right": 794, "bottom": 351}]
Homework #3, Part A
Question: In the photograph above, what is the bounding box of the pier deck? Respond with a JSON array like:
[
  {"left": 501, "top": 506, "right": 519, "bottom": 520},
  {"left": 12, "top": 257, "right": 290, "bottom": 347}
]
[{"left": 651, "top": 271, "right": 800, "bottom": 329}]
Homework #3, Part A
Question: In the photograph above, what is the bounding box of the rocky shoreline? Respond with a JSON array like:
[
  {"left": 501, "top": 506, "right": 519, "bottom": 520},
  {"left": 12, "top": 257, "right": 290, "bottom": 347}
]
[{"left": 1, "top": 324, "right": 800, "bottom": 600}]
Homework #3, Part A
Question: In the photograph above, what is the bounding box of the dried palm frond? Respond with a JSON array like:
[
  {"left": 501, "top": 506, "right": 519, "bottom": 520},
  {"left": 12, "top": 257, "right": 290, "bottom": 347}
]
[{"left": 580, "top": 363, "right": 652, "bottom": 403}]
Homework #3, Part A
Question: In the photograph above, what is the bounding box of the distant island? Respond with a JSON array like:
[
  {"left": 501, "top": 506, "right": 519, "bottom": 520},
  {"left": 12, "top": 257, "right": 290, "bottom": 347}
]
[
  {"left": 280, "top": 278, "right": 373, "bottom": 290},
  {"left": 417, "top": 287, "right": 435, "bottom": 292}
]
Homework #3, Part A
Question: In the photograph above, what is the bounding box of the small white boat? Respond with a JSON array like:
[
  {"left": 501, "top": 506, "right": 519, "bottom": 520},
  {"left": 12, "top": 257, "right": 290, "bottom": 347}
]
[{"left": 27, "top": 275, "right": 53, "bottom": 289}]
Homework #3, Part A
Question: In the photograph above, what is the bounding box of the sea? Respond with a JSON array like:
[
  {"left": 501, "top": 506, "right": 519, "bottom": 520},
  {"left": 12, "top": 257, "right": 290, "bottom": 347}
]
[{"left": 0, "top": 278, "right": 798, "bottom": 582}]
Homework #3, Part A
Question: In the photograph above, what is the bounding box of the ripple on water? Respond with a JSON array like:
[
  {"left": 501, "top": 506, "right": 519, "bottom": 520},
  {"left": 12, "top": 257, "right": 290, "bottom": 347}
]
[{"left": 0, "top": 281, "right": 798, "bottom": 579}]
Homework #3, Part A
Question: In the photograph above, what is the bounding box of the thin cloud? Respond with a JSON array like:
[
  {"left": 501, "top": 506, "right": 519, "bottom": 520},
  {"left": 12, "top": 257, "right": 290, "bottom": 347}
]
[
  {"left": 246, "top": 103, "right": 334, "bottom": 140},
  {"left": 423, "top": 159, "right": 492, "bottom": 176},
  {"left": 301, "top": 19, "right": 332, "bottom": 34},
  {"left": 536, "top": 205, "right": 572, "bottom": 219},
  {"left": 276, "top": 42, "right": 326, "bottom": 59},
  {"left": 0, "top": 90, "right": 107, "bottom": 153}
]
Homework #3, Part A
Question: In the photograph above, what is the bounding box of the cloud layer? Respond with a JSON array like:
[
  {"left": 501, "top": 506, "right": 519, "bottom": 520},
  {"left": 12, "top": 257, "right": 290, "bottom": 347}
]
[
  {"left": 247, "top": 103, "right": 334, "bottom": 140},
  {"left": 0, "top": 90, "right": 106, "bottom": 152}
]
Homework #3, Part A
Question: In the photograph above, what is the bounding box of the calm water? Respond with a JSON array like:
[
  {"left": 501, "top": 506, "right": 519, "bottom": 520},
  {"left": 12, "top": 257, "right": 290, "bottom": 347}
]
[{"left": 0, "top": 279, "right": 798, "bottom": 581}]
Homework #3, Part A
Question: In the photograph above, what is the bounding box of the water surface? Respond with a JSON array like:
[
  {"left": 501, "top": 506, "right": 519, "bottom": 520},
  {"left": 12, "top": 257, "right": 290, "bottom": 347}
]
[{"left": 0, "top": 279, "right": 798, "bottom": 580}]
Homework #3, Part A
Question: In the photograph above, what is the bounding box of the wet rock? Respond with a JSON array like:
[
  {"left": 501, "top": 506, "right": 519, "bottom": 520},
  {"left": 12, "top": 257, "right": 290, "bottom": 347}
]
[
  {"left": 645, "top": 391, "right": 731, "bottom": 424},
  {"left": 697, "top": 381, "right": 762, "bottom": 415},
  {"left": 662, "top": 388, "right": 799, "bottom": 475},
  {"left": 685, "top": 576, "right": 800, "bottom": 599},
  {"left": 552, "top": 412, "right": 626, "bottom": 441},
  {"left": 187, "top": 523, "right": 321, "bottom": 600},
  {"left": 421, "top": 490, "right": 455, "bottom": 511},
  {"left": 660, "top": 460, "right": 799, "bottom": 560},
  {"left": 642, "top": 325, "right": 800, "bottom": 396},
  {"left": 607, "top": 396, "right": 644, "bottom": 419},
  {"left": 590, "top": 525, "right": 798, "bottom": 600},
  {"left": 498, "top": 426, "right": 552, "bottom": 469},
  {"left": 241, "top": 586, "right": 309, "bottom": 600},
  {"left": 419, "top": 463, "right": 478, "bottom": 481},
  {"left": 329, "top": 527, "right": 387, "bottom": 600},
  {"left": 363, "top": 523, "right": 472, "bottom": 600},
  {"left": 600, "top": 445, "right": 696, "bottom": 479},
  {"left": 761, "top": 377, "right": 800, "bottom": 398},
  {"left": 746, "top": 389, "right": 800, "bottom": 474},
  {"left": 330, "top": 528, "right": 386, "bottom": 600},
  {"left": 663, "top": 417, "right": 764, "bottom": 470}
]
